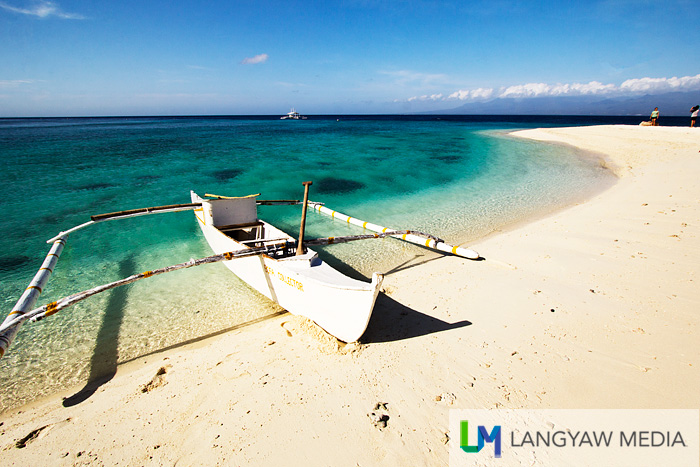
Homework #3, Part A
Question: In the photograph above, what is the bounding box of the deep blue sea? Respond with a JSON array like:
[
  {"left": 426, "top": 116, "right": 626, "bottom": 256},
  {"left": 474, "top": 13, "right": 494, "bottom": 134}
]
[{"left": 0, "top": 114, "right": 651, "bottom": 411}]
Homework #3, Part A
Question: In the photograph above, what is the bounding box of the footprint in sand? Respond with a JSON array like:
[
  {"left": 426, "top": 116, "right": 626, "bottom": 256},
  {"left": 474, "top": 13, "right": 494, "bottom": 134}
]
[
  {"left": 14, "top": 418, "right": 72, "bottom": 449},
  {"left": 14, "top": 426, "right": 49, "bottom": 449},
  {"left": 141, "top": 365, "right": 172, "bottom": 393},
  {"left": 368, "top": 402, "right": 390, "bottom": 429}
]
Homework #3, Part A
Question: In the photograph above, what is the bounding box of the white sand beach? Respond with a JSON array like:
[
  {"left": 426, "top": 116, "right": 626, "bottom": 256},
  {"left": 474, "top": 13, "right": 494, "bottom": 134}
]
[{"left": 1, "top": 125, "right": 698, "bottom": 466}]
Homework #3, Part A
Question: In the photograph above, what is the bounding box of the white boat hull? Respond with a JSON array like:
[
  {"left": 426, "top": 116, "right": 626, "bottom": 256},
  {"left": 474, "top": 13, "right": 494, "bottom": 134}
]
[{"left": 191, "top": 192, "right": 383, "bottom": 342}]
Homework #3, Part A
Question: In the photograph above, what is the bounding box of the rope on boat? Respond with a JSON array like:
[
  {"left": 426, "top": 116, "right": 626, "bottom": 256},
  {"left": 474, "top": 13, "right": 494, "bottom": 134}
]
[
  {"left": 0, "top": 244, "right": 288, "bottom": 340},
  {"left": 0, "top": 238, "right": 66, "bottom": 358},
  {"left": 307, "top": 202, "right": 480, "bottom": 259}
]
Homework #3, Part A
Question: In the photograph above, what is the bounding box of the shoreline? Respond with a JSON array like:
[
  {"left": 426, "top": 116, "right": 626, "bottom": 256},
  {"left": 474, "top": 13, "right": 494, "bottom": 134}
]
[
  {"left": 458, "top": 128, "right": 619, "bottom": 248},
  {"left": 1, "top": 125, "right": 698, "bottom": 465},
  {"left": 0, "top": 124, "right": 611, "bottom": 415}
]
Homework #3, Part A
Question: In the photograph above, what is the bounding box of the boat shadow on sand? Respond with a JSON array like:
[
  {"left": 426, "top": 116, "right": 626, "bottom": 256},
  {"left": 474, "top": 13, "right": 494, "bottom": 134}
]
[
  {"left": 361, "top": 293, "right": 472, "bottom": 344},
  {"left": 326, "top": 252, "right": 474, "bottom": 343},
  {"left": 61, "top": 253, "right": 470, "bottom": 405}
]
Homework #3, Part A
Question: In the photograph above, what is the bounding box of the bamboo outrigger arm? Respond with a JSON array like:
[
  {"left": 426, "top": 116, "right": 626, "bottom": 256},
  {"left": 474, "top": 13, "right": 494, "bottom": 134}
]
[
  {"left": 46, "top": 203, "right": 203, "bottom": 244},
  {"left": 3, "top": 200, "right": 243, "bottom": 358},
  {"left": 0, "top": 227, "right": 446, "bottom": 345},
  {"left": 0, "top": 228, "right": 435, "bottom": 357},
  {"left": 1, "top": 197, "right": 479, "bottom": 358},
  {"left": 1, "top": 197, "right": 302, "bottom": 358},
  {"left": 2, "top": 202, "right": 210, "bottom": 356},
  {"left": 307, "top": 202, "right": 480, "bottom": 259},
  {"left": 0, "top": 243, "right": 290, "bottom": 342},
  {"left": 46, "top": 199, "right": 304, "bottom": 243}
]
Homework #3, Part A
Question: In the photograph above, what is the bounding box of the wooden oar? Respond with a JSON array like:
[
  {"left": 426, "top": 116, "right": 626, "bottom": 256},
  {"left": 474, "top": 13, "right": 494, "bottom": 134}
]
[
  {"left": 307, "top": 202, "right": 480, "bottom": 259},
  {"left": 0, "top": 243, "right": 289, "bottom": 342}
]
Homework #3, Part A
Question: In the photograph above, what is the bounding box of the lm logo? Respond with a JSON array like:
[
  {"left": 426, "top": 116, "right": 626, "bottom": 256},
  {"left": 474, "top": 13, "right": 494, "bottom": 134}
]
[{"left": 460, "top": 420, "right": 502, "bottom": 458}]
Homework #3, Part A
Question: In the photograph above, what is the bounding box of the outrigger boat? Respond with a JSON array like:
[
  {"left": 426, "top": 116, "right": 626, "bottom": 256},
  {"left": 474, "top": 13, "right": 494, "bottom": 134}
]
[
  {"left": 190, "top": 189, "right": 383, "bottom": 343},
  {"left": 0, "top": 182, "right": 479, "bottom": 357}
]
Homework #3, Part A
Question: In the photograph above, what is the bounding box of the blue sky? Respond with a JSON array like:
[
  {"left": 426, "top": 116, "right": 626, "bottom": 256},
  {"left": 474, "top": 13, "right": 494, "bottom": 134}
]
[{"left": 1, "top": 0, "right": 699, "bottom": 116}]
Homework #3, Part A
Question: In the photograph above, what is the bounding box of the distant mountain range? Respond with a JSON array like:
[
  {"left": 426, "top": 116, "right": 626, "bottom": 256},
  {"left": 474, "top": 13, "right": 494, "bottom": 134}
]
[{"left": 432, "top": 91, "right": 700, "bottom": 116}]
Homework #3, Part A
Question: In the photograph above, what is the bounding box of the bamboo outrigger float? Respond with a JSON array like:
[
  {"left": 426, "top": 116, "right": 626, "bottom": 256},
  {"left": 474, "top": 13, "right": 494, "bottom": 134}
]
[
  {"left": 0, "top": 244, "right": 290, "bottom": 339},
  {"left": 0, "top": 238, "right": 66, "bottom": 358},
  {"left": 307, "top": 202, "right": 480, "bottom": 259},
  {"left": 0, "top": 181, "right": 480, "bottom": 357}
]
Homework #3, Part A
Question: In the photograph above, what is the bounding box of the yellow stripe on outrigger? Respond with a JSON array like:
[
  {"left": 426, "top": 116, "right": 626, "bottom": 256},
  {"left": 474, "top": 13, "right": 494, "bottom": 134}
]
[
  {"left": 307, "top": 201, "right": 480, "bottom": 259},
  {"left": 44, "top": 301, "right": 59, "bottom": 317}
]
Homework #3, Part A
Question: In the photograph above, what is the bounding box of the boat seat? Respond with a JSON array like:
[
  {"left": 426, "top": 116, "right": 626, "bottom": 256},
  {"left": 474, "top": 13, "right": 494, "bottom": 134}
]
[{"left": 217, "top": 221, "right": 264, "bottom": 231}]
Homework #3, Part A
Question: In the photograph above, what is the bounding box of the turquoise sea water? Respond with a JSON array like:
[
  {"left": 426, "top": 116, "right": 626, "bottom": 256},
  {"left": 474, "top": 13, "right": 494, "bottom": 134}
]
[{"left": 0, "top": 116, "right": 615, "bottom": 411}]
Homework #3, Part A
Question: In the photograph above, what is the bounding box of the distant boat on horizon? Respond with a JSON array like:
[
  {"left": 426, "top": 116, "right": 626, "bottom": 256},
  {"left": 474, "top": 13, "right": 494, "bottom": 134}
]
[{"left": 281, "top": 108, "right": 307, "bottom": 120}]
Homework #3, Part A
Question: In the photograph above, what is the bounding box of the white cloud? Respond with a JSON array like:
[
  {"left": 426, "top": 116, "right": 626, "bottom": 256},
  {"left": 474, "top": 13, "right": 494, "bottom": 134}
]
[
  {"left": 0, "top": 79, "right": 39, "bottom": 87},
  {"left": 620, "top": 74, "right": 700, "bottom": 93},
  {"left": 498, "top": 81, "right": 616, "bottom": 98},
  {"left": 0, "top": 1, "right": 86, "bottom": 19},
  {"left": 408, "top": 74, "right": 700, "bottom": 104},
  {"left": 558, "top": 81, "right": 616, "bottom": 95},
  {"left": 408, "top": 93, "right": 444, "bottom": 102},
  {"left": 241, "top": 54, "right": 269, "bottom": 65},
  {"left": 500, "top": 82, "right": 552, "bottom": 98},
  {"left": 470, "top": 87, "right": 495, "bottom": 99},
  {"left": 448, "top": 87, "right": 495, "bottom": 100}
]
